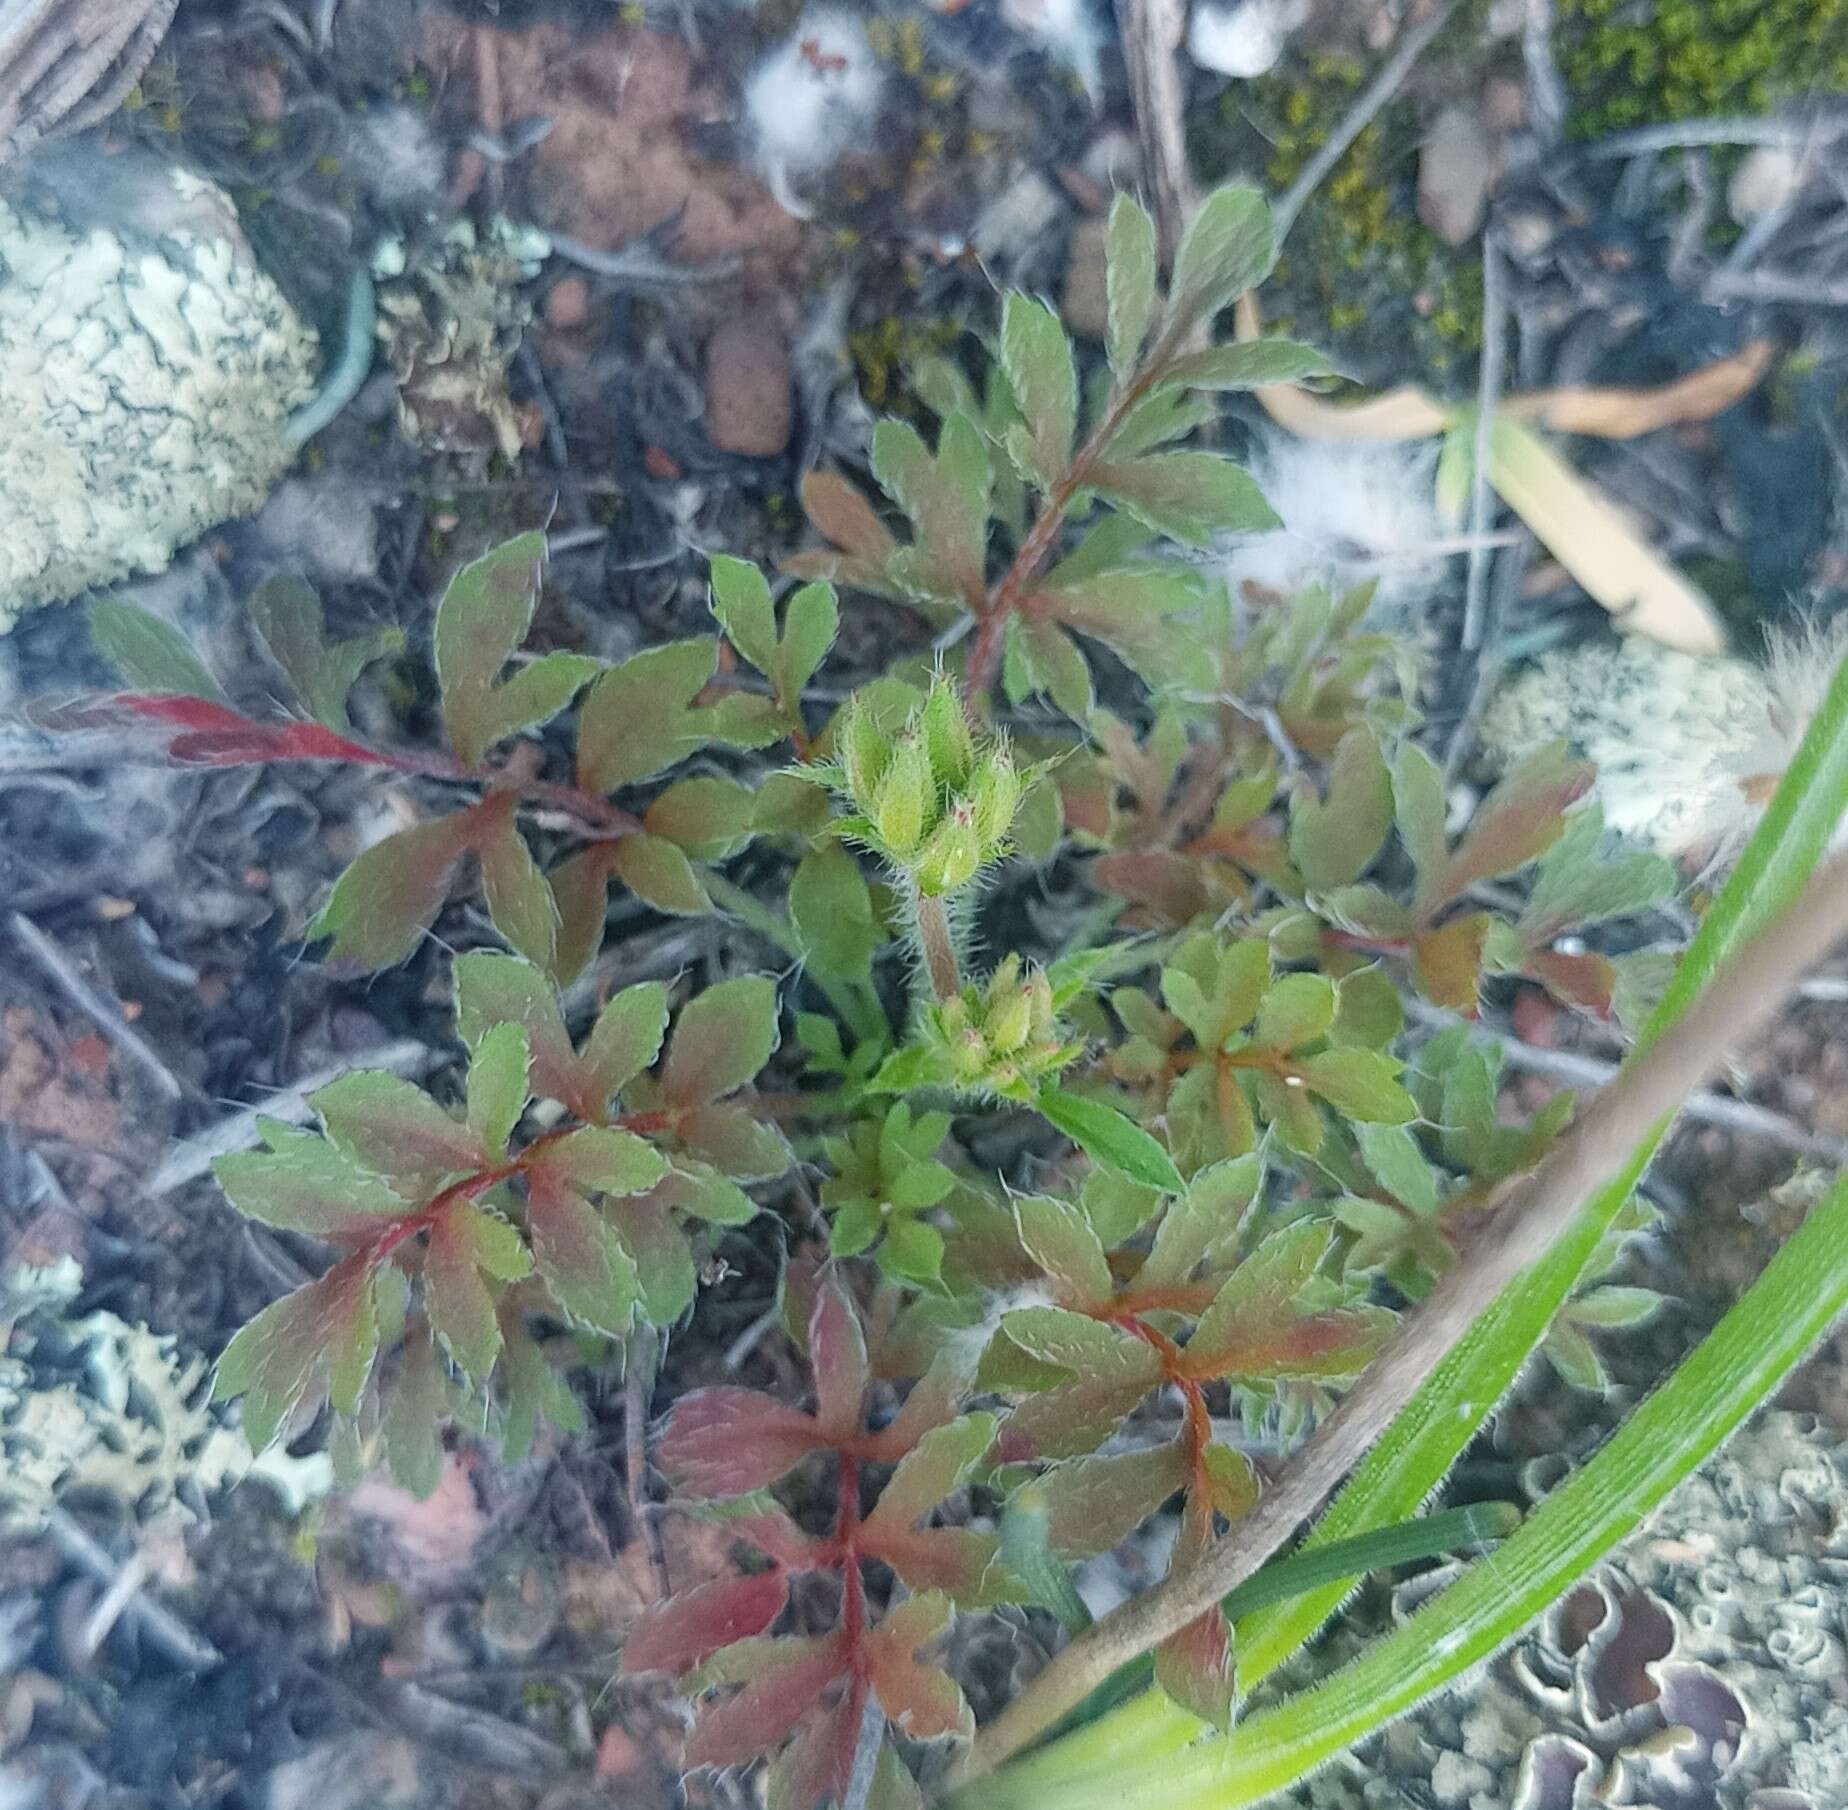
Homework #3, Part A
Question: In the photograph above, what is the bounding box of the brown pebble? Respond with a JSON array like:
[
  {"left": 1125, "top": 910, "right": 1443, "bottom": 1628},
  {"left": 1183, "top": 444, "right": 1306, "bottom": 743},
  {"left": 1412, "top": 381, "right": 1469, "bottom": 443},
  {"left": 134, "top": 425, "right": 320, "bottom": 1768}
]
[
  {"left": 704, "top": 321, "right": 792, "bottom": 458},
  {"left": 1061, "top": 214, "right": 1110, "bottom": 342},
  {"left": 545, "top": 276, "right": 592, "bottom": 330}
]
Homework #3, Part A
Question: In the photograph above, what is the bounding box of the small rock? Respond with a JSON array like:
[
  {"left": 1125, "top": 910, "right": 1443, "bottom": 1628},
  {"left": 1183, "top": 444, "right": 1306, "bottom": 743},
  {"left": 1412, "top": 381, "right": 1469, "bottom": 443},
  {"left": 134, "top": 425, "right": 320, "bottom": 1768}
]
[
  {"left": 1728, "top": 144, "right": 1807, "bottom": 224},
  {"left": 544, "top": 276, "right": 591, "bottom": 330},
  {"left": 704, "top": 320, "right": 793, "bottom": 457},
  {"left": 1062, "top": 215, "right": 1110, "bottom": 341},
  {"left": 1418, "top": 103, "right": 1495, "bottom": 246}
]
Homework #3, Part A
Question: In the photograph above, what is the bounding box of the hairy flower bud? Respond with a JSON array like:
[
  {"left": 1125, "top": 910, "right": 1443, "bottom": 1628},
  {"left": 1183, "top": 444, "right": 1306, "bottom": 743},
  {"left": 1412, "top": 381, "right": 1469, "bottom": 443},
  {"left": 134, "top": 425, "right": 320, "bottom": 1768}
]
[
  {"left": 986, "top": 985, "right": 1033, "bottom": 1055},
  {"left": 915, "top": 815, "right": 981, "bottom": 895},
  {"left": 920, "top": 676, "right": 976, "bottom": 792},
  {"left": 872, "top": 739, "right": 931, "bottom": 857},
  {"left": 841, "top": 700, "right": 893, "bottom": 805},
  {"left": 967, "top": 752, "right": 1023, "bottom": 849}
]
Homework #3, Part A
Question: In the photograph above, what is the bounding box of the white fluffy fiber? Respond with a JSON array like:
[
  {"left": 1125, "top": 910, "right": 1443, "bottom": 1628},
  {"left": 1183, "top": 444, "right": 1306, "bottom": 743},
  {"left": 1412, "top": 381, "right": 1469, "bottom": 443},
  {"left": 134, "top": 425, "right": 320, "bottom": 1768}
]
[
  {"left": 1186, "top": 0, "right": 1307, "bottom": 79},
  {"left": 745, "top": 10, "right": 885, "bottom": 215},
  {"left": 1224, "top": 436, "right": 1452, "bottom": 624}
]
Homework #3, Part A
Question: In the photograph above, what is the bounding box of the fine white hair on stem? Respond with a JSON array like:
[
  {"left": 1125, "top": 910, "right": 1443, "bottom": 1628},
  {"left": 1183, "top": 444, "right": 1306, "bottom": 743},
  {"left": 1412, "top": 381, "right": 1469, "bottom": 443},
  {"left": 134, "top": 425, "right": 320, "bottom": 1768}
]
[{"left": 1222, "top": 437, "right": 1454, "bottom": 626}]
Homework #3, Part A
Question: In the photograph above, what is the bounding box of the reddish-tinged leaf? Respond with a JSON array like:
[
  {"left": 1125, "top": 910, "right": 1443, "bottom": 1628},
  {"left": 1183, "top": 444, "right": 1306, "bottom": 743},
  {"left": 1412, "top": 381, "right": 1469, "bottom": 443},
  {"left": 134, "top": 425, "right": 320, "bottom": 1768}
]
[
  {"left": 1155, "top": 1606, "right": 1237, "bottom": 1727},
  {"left": 213, "top": 1252, "right": 378, "bottom": 1448},
  {"left": 801, "top": 469, "right": 897, "bottom": 561},
  {"left": 614, "top": 832, "right": 712, "bottom": 916},
  {"left": 452, "top": 953, "right": 581, "bottom": 1112},
  {"left": 308, "top": 807, "right": 485, "bottom": 970},
  {"left": 622, "top": 1569, "right": 789, "bottom": 1677},
  {"left": 526, "top": 1172, "right": 639, "bottom": 1338},
  {"left": 1197, "top": 1440, "right": 1260, "bottom": 1522},
  {"left": 658, "top": 1387, "right": 826, "bottom": 1495},
  {"left": 765, "top": 1699, "right": 860, "bottom": 1810},
  {"left": 309, "top": 1070, "right": 481, "bottom": 1189},
  {"left": 869, "top": 1526, "right": 1002, "bottom": 1601},
  {"left": 996, "top": 1369, "right": 1158, "bottom": 1463},
  {"left": 864, "top": 1346, "right": 979, "bottom": 1461},
  {"left": 1012, "top": 1194, "right": 1114, "bottom": 1308},
  {"left": 676, "top": 1104, "right": 791, "bottom": 1181},
  {"left": 477, "top": 800, "right": 560, "bottom": 969},
  {"left": 1091, "top": 850, "right": 1213, "bottom": 925},
  {"left": 864, "top": 1594, "right": 974, "bottom": 1742},
  {"left": 383, "top": 1324, "right": 446, "bottom": 1497},
  {"left": 1087, "top": 453, "right": 1277, "bottom": 549},
  {"left": 731, "top": 1509, "right": 822, "bottom": 1571},
  {"left": 1032, "top": 1440, "right": 1190, "bottom": 1558},
  {"left": 864, "top": 1414, "right": 997, "bottom": 1538},
  {"left": 424, "top": 1203, "right": 505, "bottom": 1381},
  {"left": 576, "top": 638, "right": 717, "bottom": 793},
  {"left": 1421, "top": 744, "right": 1595, "bottom": 915},
  {"left": 684, "top": 1635, "right": 843, "bottom": 1770},
  {"left": 546, "top": 843, "right": 621, "bottom": 986},
  {"left": 663, "top": 976, "right": 780, "bottom": 1105},
  {"left": 580, "top": 982, "right": 669, "bottom": 1105},
  {"left": 213, "top": 1123, "right": 411, "bottom": 1237},
  {"left": 1526, "top": 947, "right": 1617, "bottom": 1016},
  {"left": 808, "top": 1278, "right": 869, "bottom": 1442},
  {"left": 645, "top": 776, "right": 757, "bottom": 861},
  {"left": 1413, "top": 913, "right": 1493, "bottom": 1012}
]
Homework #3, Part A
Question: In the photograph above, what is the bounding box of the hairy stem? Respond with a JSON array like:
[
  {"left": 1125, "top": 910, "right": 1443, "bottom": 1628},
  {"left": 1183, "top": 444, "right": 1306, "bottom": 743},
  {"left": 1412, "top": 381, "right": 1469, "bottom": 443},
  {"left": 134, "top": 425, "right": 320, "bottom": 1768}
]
[
  {"left": 914, "top": 892, "right": 963, "bottom": 1002},
  {"left": 956, "top": 843, "right": 1848, "bottom": 1782}
]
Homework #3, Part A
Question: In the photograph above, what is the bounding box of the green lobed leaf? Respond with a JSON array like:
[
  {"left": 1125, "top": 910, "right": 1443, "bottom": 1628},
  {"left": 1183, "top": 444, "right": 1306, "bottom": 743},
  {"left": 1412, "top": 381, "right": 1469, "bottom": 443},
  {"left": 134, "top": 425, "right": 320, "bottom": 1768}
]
[
  {"left": 1253, "top": 973, "right": 1337, "bottom": 1053},
  {"left": 214, "top": 1123, "right": 411, "bottom": 1236},
  {"left": 576, "top": 638, "right": 719, "bottom": 792},
  {"left": 527, "top": 1173, "right": 640, "bottom": 1337},
  {"left": 465, "top": 1020, "right": 530, "bottom": 1158},
  {"left": 645, "top": 776, "right": 757, "bottom": 861},
  {"left": 664, "top": 976, "right": 780, "bottom": 1105},
  {"left": 1163, "top": 339, "right": 1336, "bottom": 391},
  {"left": 708, "top": 555, "right": 780, "bottom": 675},
  {"left": 1291, "top": 728, "right": 1394, "bottom": 892},
  {"left": 790, "top": 844, "right": 883, "bottom": 981},
  {"left": 1087, "top": 454, "right": 1279, "bottom": 551},
  {"left": 1295, "top": 1048, "right": 1416, "bottom": 1123},
  {"left": 383, "top": 1327, "right": 447, "bottom": 1497},
  {"left": 529, "top": 1124, "right": 669, "bottom": 1196},
  {"left": 1105, "top": 192, "right": 1159, "bottom": 383},
  {"left": 1000, "top": 292, "right": 1079, "bottom": 488},
  {"left": 614, "top": 833, "right": 712, "bottom": 915},
  {"left": 476, "top": 803, "right": 559, "bottom": 969},
  {"left": 581, "top": 981, "right": 670, "bottom": 1106},
  {"left": 311, "top": 1069, "right": 481, "bottom": 1186},
  {"left": 1037, "top": 1087, "right": 1185, "bottom": 1194},
  {"left": 308, "top": 808, "right": 482, "bottom": 970},
  {"left": 432, "top": 533, "right": 566, "bottom": 765},
  {"left": 452, "top": 952, "right": 580, "bottom": 1109},
  {"left": 425, "top": 1202, "right": 512, "bottom": 1380},
  {"left": 90, "top": 596, "right": 228, "bottom": 702},
  {"left": 1013, "top": 1194, "right": 1116, "bottom": 1307},
  {"left": 249, "top": 576, "right": 402, "bottom": 733},
  {"left": 1160, "top": 186, "right": 1277, "bottom": 345}
]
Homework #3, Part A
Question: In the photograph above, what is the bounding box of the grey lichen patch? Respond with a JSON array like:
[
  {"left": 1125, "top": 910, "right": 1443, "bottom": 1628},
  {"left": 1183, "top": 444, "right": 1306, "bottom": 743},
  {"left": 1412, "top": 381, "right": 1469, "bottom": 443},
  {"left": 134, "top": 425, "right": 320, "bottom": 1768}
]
[
  {"left": 372, "top": 217, "right": 550, "bottom": 462},
  {"left": 0, "top": 151, "right": 319, "bottom": 626},
  {"left": 0, "top": 1259, "right": 330, "bottom": 1532},
  {"left": 1476, "top": 638, "right": 1770, "bottom": 857},
  {"left": 1289, "top": 1412, "right": 1848, "bottom": 1809}
]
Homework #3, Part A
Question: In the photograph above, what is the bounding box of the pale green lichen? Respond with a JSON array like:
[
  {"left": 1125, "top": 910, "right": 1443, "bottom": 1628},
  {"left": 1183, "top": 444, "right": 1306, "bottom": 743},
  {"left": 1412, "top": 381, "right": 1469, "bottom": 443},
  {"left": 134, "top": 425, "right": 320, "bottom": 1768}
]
[
  {"left": 1, "top": 1259, "right": 330, "bottom": 1531},
  {"left": 0, "top": 154, "right": 319, "bottom": 626}
]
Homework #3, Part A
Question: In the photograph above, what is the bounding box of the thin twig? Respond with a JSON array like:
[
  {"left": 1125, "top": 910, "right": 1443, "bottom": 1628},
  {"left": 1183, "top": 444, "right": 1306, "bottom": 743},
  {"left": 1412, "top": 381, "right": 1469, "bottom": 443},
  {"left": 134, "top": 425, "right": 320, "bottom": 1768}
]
[
  {"left": 1272, "top": 0, "right": 1462, "bottom": 243},
  {"left": 957, "top": 844, "right": 1848, "bottom": 1780},
  {"left": 149, "top": 1039, "right": 434, "bottom": 1195},
  {"left": 839, "top": 1688, "right": 888, "bottom": 1810},
  {"left": 1404, "top": 998, "right": 1848, "bottom": 1163},
  {"left": 1703, "top": 267, "right": 1848, "bottom": 306},
  {"left": 1577, "top": 114, "right": 1848, "bottom": 159},
  {"left": 45, "top": 1508, "right": 221, "bottom": 1672},
  {"left": 1460, "top": 237, "right": 1507, "bottom": 653},
  {"left": 1521, "top": 0, "right": 1567, "bottom": 150},
  {"left": 8, "top": 911, "right": 183, "bottom": 1102},
  {"left": 1113, "top": 0, "right": 1198, "bottom": 259}
]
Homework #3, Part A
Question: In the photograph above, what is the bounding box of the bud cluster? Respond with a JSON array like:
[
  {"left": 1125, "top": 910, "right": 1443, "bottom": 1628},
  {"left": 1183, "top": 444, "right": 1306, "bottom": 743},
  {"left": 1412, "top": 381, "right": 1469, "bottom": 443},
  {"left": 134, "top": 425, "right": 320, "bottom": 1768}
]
[
  {"left": 925, "top": 955, "right": 1082, "bottom": 1102},
  {"left": 822, "top": 678, "right": 1026, "bottom": 896}
]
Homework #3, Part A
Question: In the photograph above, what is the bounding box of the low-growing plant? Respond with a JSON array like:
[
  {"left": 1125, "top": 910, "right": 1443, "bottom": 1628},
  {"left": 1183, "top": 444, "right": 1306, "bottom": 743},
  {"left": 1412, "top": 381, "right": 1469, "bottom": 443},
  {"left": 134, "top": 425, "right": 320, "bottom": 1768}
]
[{"left": 62, "top": 183, "right": 1848, "bottom": 1810}]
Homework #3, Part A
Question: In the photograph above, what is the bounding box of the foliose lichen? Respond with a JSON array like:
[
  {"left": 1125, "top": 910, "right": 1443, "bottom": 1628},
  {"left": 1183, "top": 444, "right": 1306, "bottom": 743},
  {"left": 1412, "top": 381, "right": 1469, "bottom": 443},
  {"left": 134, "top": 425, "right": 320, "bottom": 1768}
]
[
  {"left": 0, "top": 149, "right": 319, "bottom": 627},
  {"left": 1289, "top": 1412, "right": 1848, "bottom": 1809},
  {"left": 1, "top": 1259, "right": 329, "bottom": 1531}
]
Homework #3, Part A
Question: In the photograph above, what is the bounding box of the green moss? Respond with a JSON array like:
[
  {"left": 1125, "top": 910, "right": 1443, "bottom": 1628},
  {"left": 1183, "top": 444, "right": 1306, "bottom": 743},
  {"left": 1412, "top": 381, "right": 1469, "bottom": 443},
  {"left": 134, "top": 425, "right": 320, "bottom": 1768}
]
[
  {"left": 1559, "top": 0, "right": 1848, "bottom": 136},
  {"left": 1204, "top": 53, "right": 1484, "bottom": 381},
  {"left": 848, "top": 313, "right": 961, "bottom": 414}
]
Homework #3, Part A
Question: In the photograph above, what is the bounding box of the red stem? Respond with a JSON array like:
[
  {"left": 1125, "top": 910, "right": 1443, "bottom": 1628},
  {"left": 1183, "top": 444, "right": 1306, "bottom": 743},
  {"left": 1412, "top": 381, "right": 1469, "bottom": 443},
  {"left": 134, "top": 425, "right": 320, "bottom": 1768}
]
[{"left": 962, "top": 357, "right": 1173, "bottom": 710}]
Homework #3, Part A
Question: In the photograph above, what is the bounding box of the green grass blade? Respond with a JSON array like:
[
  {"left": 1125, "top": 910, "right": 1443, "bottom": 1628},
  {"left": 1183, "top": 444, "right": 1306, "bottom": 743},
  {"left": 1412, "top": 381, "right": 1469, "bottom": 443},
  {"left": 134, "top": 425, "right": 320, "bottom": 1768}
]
[
  {"left": 992, "top": 639, "right": 1848, "bottom": 1791},
  {"left": 1233, "top": 637, "right": 1848, "bottom": 1686},
  {"left": 991, "top": 1504, "right": 1517, "bottom": 1788},
  {"left": 1055, "top": 1168, "right": 1848, "bottom": 1810}
]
